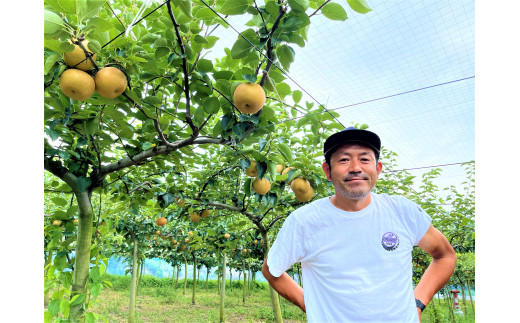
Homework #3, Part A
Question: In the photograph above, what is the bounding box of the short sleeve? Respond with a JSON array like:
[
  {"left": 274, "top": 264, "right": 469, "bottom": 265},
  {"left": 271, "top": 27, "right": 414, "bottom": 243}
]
[
  {"left": 394, "top": 195, "right": 432, "bottom": 246},
  {"left": 266, "top": 213, "right": 306, "bottom": 277}
]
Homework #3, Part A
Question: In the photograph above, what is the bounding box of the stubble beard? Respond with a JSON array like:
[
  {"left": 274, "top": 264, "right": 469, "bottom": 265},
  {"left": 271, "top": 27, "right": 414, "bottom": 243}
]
[{"left": 333, "top": 173, "right": 374, "bottom": 201}]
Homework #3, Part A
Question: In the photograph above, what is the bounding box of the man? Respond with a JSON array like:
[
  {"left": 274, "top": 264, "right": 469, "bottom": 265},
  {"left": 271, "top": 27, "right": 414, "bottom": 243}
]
[{"left": 262, "top": 127, "right": 456, "bottom": 322}]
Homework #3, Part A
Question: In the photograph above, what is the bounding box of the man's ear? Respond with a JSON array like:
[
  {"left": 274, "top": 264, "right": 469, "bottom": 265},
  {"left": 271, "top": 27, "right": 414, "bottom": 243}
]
[
  {"left": 376, "top": 161, "right": 383, "bottom": 176},
  {"left": 322, "top": 161, "right": 332, "bottom": 181}
]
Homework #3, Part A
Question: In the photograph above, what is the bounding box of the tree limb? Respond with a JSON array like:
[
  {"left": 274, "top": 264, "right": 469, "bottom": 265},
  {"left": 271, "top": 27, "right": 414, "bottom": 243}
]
[
  {"left": 44, "top": 157, "right": 79, "bottom": 193},
  {"left": 259, "top": 6, "right": 287, "bottom": 87},
  {"left": 166, "top": 1, "right": 197, "bottom": 134}
]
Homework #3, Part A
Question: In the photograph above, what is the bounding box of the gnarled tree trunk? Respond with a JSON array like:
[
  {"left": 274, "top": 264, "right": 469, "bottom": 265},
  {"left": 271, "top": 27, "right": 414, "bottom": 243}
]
[{"left": 70, "top": 190, "right": 94, "bottom": 322}]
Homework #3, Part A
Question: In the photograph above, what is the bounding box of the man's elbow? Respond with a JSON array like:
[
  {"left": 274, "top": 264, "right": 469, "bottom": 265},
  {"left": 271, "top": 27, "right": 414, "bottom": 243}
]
[{"left": 437, "top": 245, "right": 457, "bottom": 273}]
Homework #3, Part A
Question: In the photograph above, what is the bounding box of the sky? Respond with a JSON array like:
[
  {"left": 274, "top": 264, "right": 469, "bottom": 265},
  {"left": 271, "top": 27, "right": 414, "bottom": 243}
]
[{"left": 207, "top": 1, "right": 475, "bottom": 196}]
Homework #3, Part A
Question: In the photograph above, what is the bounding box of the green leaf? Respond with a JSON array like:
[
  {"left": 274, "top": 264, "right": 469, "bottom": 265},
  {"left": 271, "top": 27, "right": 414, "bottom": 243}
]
[
  {"left": 84, "top": 118, "right": 99, "bottom": 136},
  {"left": 266, "top": 160, "right": 277, "bottom": 180},
  {"left": 128, "top": 55, "right": 148, "bottom": 63},
  {"left": 322, "top": 3, "right": 348, "bottom": 21},
  {"left": 141, "top": 142, "right": 154, "bottom": 151},
  {"left": 69, "top": 294, "right": 86, "bottom": 306},
  {"left": 213, "top": 70, "right": 234, "bottom": 80},
  {"left": 195, "top": 7, "right": 216, "bottom": 21},
  {"left": 88, "top": 267, "right": 101, "bottom": 282},
  {"left": 276, "top": 44, "right": 295, "bottom": 70},
  {"left": 288, "top": 0, "right": 309, "bottom": 13},
  {"left": 77, "top": 176, "right": 92, "bottom": 192},
  {"left": 346, "top": 0, "right": 372, "bottom": 14},
  {"left": 44, "top": 38, "right": 62, "bottom": 53},
  {"left": 278, "top": 143, "right": 294, "bottom": 163},
  {"left": 44, "top": 0, "right": 67, "bottom": 13},
  {"left": 244, "top": 178, "right": 251, "bottom": 196},
  {"left": 77, "top": 0, "right": 105, "bottom": 21},
  {"left": 240, "top": 158, "right": 251, "bottom": 170},
  {"left": 118, "top": 124, "right": 134, "bottom": 139},
  {"left": 232, "top": 122, "right": 247, "bottom": 138},
  {"left": 51, "top": 197, "right": 68, "bottom": 207},
  {"left": 230, "top": 29, "right": 258, "bottom": 59},
  {"left": 44, "top": 9, "right": 64, "bottom": 35},
  {"left": 90, "top": 282, "right": 103, "bottom": 298},
  {"left": 60, "top": 298, "right": 70, "bottom": 318},
  {"left": 85, "top": 17, "right": 113, "bottom": 32},
  {"left": 251, "top": 150, "right": 265, "bottom": 162},
  {"left": 44, "top": 311, "right": 52, "bottom": 323},
  {"left": 158, "top": 193, "right": 175, "bottom": 208},
  {"left": 53, "top": 210, "right": 68, "bottom": 220},
  {"left": 48, "top": 299, "right": 61, "bottom": 316},
  {"left": 292, "top": 90, "right": 303, "bottom": 104},
  {"left": 44, "top": 53, "right": 61, "bottom": 75},
  {"left": 197, "top": 58, "right": 213, "bottom": 73},
  {"left": 287, "top": 169, "right": 301, "bottom": 183},
  {"left": 275, "top": 82, "right": 291, "bottom": 97},
  {"left": 56, "top": 0, "right": 76, "bottom": 13},
  {"left": 257, "top": 162, "right": 267, "bottom": 180},
  {"left": 87, "top": 39, "right": 101, "bottom": 53},
  {"left": 173, "top": 0, "right": 193, "bottom": 18},
  {"left": 141, "top": 33, "right": 160, "bottom": 44},
  {"left": 58, "top": 40, "right": 75, "bottom": 53},
  {"left": 203, "top": 97, "right": 220, "bottom": 114},
  {"left": 219, "top": 0, "right": 249, "bottom": 15},
  {"left": 155, "top": 47, "right": 170, "bottom": 60},
  {"left": 212, "top": 119, "right": 223, "bottom": 137},
  {"left": 203, "top": 35, "right": 219, "bottom": 49},
  {"left": 242, "top": 74, "right": 257, "bottom": 83},
  {"left": 258, "top": 138, "right": 267, "bottom": 152},
  {"left": 193, "top": 105, "right": 205, "bottom": 127},
  {"left": 85, "top": 312, "right": 96, "bottom": 323}
]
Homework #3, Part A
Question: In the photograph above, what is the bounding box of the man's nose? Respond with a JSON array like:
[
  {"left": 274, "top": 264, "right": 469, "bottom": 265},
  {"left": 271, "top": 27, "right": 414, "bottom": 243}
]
[{"left": 348, "top": 160, "right": 363, "bottom": 173}]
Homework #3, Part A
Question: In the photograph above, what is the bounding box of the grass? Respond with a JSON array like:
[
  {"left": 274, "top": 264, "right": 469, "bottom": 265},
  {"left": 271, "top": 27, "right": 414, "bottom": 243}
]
[
  {"left": 89, "top": 274, "right": 306, "bottom": 323},
  {"left": 86, "top": 274, "right": 474, "bottom": 322}
]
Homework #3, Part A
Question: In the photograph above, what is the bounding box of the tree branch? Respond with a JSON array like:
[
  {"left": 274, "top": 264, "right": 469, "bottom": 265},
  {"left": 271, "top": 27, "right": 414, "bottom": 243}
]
[
  {"left": 259, "top": 6, "right": 287, "bottom": 87},
  {"left": 44, "top": 157, "right": 79, "bottom": 193},
  {"left": 166, "top": 1, "right": 197, "bottom": 134},
  {"left": 309, "top": 0, "right": 331, "bottom": 18},
  {"left": 267, "top": 215, "right": 285, "bottom": 231}
]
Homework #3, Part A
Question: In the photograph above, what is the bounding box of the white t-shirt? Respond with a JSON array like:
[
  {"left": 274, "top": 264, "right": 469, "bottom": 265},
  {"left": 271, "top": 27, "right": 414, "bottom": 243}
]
[{"left": 266, "top": 193, "right": 431, "bottom": 323}]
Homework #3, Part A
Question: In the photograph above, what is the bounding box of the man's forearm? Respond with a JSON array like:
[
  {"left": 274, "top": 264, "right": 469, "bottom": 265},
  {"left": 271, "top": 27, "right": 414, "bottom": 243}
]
[
  {"left": 262, "top": 261, "right": 306, "bottom": 312},
  {"left": 414, "top": 254, "right": 457, "bottom": 305}
]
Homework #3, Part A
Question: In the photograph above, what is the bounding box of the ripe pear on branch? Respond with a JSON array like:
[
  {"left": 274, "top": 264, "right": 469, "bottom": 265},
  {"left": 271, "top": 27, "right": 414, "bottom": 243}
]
[
  {"left": 252, "top": 177, "right": 271, "bottom": 195},
  {"left": 233, "top": 82, "right": 266, "bottom": 114},
  {"left": 63, "top": 38, "right": 98, "bottom": 71},
  {"left": 94, "top": 67, "right": 128, "bottom": 99},
  {"left": 201, "top": 209, "right": 210, "bottom": 218},
  {"left": 190, "top": 212, "right": 201, "bottom": 222},
  {"left": 290, "top": 177, "right": 314, "bottom": 202},
  {"left": 155, "top": 217, "right": 167, "bottom": 226},
  {"left": 59, "top": 68, "right": 95, "bottom": 101},
  {"left": 245, "top": 161, "right": 258, "bottom": 177}
]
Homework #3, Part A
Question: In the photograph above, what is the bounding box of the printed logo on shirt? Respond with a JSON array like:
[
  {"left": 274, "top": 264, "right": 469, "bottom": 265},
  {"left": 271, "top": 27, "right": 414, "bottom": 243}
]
[{"left": 381, "top": 232, "right": 399, "bottom": 251}]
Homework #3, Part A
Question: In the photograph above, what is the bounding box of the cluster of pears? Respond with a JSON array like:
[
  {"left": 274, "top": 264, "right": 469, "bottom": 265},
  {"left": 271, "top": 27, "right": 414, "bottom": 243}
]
[
  {"left": 59, "top": 38, "right": 128, "bottom": 101},
  {"left": 189, "top": 209, "right": 210, "bottom": 222},
  {"left": 245, "top": 162, "right": 314, "bottom": 202}
]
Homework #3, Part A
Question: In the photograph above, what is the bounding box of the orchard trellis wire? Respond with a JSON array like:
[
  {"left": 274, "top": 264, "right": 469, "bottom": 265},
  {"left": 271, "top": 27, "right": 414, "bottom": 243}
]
[{"left": 97, "top": 0, "right": 473, "bottom": 215}]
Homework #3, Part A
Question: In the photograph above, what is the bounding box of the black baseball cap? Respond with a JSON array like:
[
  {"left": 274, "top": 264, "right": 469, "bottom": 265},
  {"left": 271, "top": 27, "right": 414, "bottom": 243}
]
[{"left": 323, "top": 127, "right": 381, "bottom": 160}]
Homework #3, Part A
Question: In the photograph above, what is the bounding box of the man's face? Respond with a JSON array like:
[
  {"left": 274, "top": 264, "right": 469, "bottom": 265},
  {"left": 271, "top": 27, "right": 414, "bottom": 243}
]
[{"left": 322, "top": 143, "right": 383, "bottom": 201}]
